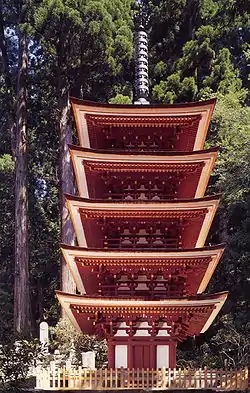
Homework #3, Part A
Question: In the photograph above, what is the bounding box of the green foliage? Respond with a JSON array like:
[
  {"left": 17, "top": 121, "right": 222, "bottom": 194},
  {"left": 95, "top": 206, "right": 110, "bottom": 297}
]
[
  {"left": 147, "top": 0, "right": 249, "bottom": 103},
  {"left": 0, "top": 339, "right": 43, "bottom": 390},
  {"left": 50, "top": 319, "right": 107, "bottom": 368},
  {"left": 0, "top": 155, "right": 14, "bottom": 173},
  {"left": 209, "top": 93, "right": 250, "bottom": 204},
  {"left": 33, "top": 0, "right": 134, "bottom": 99},
  {"left": 0, "top": 155, "right": 15, "bottom": 341},
  {"left": 152, "top": 72, "right": 198, "bottom": 103},
  {"left": 177, "top": 316, "right": 250, "bottom": 368},
  {"left": 203, "top": 49, "right": 243, "bottom": 94},
  {"left": 108, "top": 94, "right": 132, "bottom": 104},
  {"left": 208, "top": 94, "right": 249, "bottom": 293}
]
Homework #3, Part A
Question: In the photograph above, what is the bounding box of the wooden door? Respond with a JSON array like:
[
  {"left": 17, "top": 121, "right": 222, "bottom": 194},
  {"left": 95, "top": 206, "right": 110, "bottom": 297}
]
[{"left": 133, "top": 344, "right": 151, "bottom": 368}]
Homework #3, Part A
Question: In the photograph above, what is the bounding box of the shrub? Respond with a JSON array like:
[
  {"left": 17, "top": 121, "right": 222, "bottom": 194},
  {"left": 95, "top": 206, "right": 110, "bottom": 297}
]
[
  {"left": 50, "top": 318, "right": 107, "bottom": 368},
  {"left": 0, "top": 339, "right": 43, "bottom": 390}
]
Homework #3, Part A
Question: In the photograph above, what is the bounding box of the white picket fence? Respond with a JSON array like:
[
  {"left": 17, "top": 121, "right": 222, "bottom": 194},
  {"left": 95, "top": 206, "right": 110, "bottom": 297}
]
[{"left": 36, "top": 366, "right": 249, "bottom": 390}]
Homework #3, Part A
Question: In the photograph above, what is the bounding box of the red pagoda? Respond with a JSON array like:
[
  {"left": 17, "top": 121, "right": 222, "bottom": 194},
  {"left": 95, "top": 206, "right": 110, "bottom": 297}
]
[{"left": 57, "top": 96, "right": 228, "bottom": 369}]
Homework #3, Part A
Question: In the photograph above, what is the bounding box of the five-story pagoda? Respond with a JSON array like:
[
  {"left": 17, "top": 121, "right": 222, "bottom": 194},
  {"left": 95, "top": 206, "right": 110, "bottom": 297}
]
[{"left": 57, "top": 26, "right": 227, "bottom": 370}]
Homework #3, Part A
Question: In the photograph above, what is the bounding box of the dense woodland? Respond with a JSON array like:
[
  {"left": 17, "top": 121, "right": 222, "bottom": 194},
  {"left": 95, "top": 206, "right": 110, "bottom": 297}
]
[{"left": 0, "top": 0, "right": 249, "bottom": 369}]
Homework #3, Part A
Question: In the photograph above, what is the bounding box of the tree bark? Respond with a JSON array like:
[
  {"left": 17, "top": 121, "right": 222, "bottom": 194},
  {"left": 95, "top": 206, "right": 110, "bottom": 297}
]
[
  {"left": 14, "top": 26, "right": 31, "bottom": 336},
  {"left": 59, "top": 84, "right": 76, "bottom": 296},
  {"left": 0, "top": 0, "right": 16, "bottom": 157}
]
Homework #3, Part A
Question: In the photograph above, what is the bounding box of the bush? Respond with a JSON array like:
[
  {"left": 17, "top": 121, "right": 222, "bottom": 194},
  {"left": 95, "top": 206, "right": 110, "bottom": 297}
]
[
  {"left": 0, "top": 339, "right": 43, "bottom": 391},
  {"left": 50, "top": 318, "right": 107, "bottom": 368}
]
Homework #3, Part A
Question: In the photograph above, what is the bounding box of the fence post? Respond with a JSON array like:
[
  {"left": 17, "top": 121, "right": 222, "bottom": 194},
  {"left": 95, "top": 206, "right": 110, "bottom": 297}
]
[
  {"left": 141, "top": 368, "right": 144, "bottom": 389},
  {"left": 161, "top": 367, "right": 166, "bottom": 388},
  {"left": 173, "top": 367, "right": 176, "bottom": 388},
  {"left": 188, "top": 368, "right": 191, "bottom": 388},
  {"left": 115, "top": 368, "right": 118, "bottom": 388},
  {"left": 204, "top": 366, "right": 208, "bottom": 389},
  {"left": 178, "top": 367, "right": 182, "bottom": 388},
  {"left": 146, "top": 367, "right": 149, "bottom": 388},
  {"left": 244, "top": 368, "right": 249, "bottom": 390},
  {"left": 132, "top": 368, "right": 135, "bottom": 388},
  {"left": 120, "top": 367, "right": 124, "bottom": 388},
  {"left": 193, "top": 368, "right": 197, "bottom": 389},
  {"left": 104, "top": 368, "right": 107, "bottom": 389},
  {"left": 35, "top": 366, "right": 41, "bottom": 389},
  {"left": 168, "top": 368, "right": 171, "bottom": 388}
]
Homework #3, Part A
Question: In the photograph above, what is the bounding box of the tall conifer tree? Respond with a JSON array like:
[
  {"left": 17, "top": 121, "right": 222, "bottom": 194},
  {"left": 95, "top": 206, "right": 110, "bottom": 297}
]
[{"left": 14, "top": 0, "right": 31, "bottom": 335}]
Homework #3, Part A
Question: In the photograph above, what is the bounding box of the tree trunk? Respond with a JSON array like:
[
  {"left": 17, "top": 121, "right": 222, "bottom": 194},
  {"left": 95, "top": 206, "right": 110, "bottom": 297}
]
[
  {"left": 0, "top": 1, "right": 16, "bottom": 157},
  {"left": 59, "top": 84, "right": 76, "bottom": 296},
  {"left": 14, "top": 27, "right": 31, "bottom": 336}
]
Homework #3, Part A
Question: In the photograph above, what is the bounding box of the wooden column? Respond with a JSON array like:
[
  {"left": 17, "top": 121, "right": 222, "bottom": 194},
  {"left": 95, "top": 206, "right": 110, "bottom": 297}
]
[
  {"left": 108, "top": 340, "right": 115, "bottom": 368},
  {"left": 128, "top": 338, "right": 133, "bottom": 368},
  {"left": 169, "top": 341, "right": 177, "bottom": 368},
  {"left": 150, "top": 341, "right": 155, "bottom": 368}
]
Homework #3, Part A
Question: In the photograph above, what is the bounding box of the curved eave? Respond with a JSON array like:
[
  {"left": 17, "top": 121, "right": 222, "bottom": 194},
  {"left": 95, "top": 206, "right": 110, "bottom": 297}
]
[
  {"left": 61, "top": 244, "right": 225, "bottom": 295},
  {"left": 70, "top": 97, "right": 216, "bottom": 151},
  {"left": 69, "top": 146, "right": 219, "bottom": 199},
  {"left": 70, "top": 97, "right": 216, "bottom": 110},
  {"left": 69, "top": 144, "right": 220, "bottom": 156},
  {"left": 56, "top": 290, "right": 228, "bottom": 335},
  {"left": 65, "top": 194, "right": 220, "bottom": 248}
]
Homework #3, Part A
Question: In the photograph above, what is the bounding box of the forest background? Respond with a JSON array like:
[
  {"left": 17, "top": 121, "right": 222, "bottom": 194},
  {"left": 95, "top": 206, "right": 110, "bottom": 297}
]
[{"left": 0, "top": 0, "right": 249, "bottom": 370}]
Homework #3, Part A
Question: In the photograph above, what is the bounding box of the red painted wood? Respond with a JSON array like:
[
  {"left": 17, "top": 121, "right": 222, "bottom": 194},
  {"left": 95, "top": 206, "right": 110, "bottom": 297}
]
[
  {"left": 67, "top": 98, "right": 220, "bottom": 371},
  {"left": 127, "top": 338, "right": 133, "bottom": 369},
  {"left": 169, "top": 341, "right": 177, "bottom": 368},
  {"left": 107, "top": 337, "right": 177, "bottom": 369},
  {"left": 108, "top": 341, "right": 115, "bottom": 368}
]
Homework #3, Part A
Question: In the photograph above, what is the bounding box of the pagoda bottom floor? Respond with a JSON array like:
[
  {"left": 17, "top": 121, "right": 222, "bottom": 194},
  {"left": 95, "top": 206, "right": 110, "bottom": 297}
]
[
  {"left": 36, "top": 366, "right": 248, "bottom": 391},
  {"left": 108, "top": 337, "right": 176, "bottom": 369}
]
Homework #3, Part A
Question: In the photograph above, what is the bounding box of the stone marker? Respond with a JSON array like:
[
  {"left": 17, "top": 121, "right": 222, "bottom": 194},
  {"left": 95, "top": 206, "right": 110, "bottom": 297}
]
[
  {"left": 81, "top": 351, "right": 95, "bottom": 369},
  {"left": 39, "top": 321, "right": 49, "bottom": 352}
]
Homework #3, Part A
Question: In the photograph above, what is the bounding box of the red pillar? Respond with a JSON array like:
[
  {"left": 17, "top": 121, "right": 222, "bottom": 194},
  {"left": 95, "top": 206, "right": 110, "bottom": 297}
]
[
  {"left": 128, "top": 338, "right": 133, "bottom": 368},
  {"left": 169, "top": 341, "right": 177, "bottom": 368},
  {"left": 108, "top": 340, "right": 115, "bottom": 368},
  {"left": 150, "top": 341, "right": 155, "bottom": 368}
]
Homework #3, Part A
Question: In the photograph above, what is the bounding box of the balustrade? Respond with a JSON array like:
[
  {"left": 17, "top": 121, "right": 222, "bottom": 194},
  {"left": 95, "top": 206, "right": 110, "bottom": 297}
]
[
  {"left": 103, "top": 176, "right": 178, "bottom": 201},
  {"left": 103, "top": 233, "right": 182, "bottom": 249},
  {"left": 99, "top": 278, "right": 187, "bottom": 298},
  {"left": 36, "top": 367, "right": 249, "bottom": 391}
]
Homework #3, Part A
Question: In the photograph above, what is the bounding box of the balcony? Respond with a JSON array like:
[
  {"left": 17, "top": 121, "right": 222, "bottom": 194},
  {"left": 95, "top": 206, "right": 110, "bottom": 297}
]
[{"left": 36, "top": 367, "right": 248, "bottom": 391}]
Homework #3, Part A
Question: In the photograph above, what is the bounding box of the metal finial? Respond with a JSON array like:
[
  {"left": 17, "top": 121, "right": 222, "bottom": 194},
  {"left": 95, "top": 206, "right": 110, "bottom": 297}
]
[{"left": 134, "top": 19, "right": 149, "bottom": 105}]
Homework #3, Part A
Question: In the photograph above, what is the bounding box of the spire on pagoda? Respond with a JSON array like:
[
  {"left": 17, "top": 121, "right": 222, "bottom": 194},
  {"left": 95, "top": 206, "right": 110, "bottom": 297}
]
[
  {"left": 134, "top": 24, "right": 149, "bottom": 105},
  {"left": 134, "top": 1, "right": 149, "bottom": 104}
]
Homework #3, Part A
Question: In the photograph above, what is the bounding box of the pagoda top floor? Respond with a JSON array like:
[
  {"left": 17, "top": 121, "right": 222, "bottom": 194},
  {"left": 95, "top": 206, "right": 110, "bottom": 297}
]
[
  {"left": 66, "top": 194, "right": 220, "bottom": 250},
  {"left": 71, "top": 98, "right": 216, "bottom": 152},
  {"left": 70, "top": 145, "right": 218, "bottom": 200},
  {"left": 57, "top": 291, "right": 228, "bottom": 341},
  {"left": 61, "top": 244, "right": 224, "bottom": 297}
]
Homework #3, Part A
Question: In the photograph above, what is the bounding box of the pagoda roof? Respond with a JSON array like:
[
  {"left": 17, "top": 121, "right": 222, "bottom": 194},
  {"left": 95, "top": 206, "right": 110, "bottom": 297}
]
[
  {"left": 56, "top": 291, "right": 228, "bottom": 340},
  {"left": 65, "top": 194, "right": 220, "bottom": 248},
  {"left": 61, "top": 244, "right": 225, "bottom": 296},
  {"left": 70, "top": 97, "right": 216, "bottom": 151},
  {"left": 69, "top": 145, "right": 219, "bottom": 199}
]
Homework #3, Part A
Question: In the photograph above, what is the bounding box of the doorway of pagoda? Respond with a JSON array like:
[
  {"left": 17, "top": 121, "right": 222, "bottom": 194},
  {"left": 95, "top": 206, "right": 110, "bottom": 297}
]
[
  {"left": 111, "top": 340, "right": 175, "bottom": 369},
  {"left": 115, "top": 345, "right": 128, "bottom": 368},
  {"left": 133, "top": 343, "right": 151, "bottom": 368}
]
